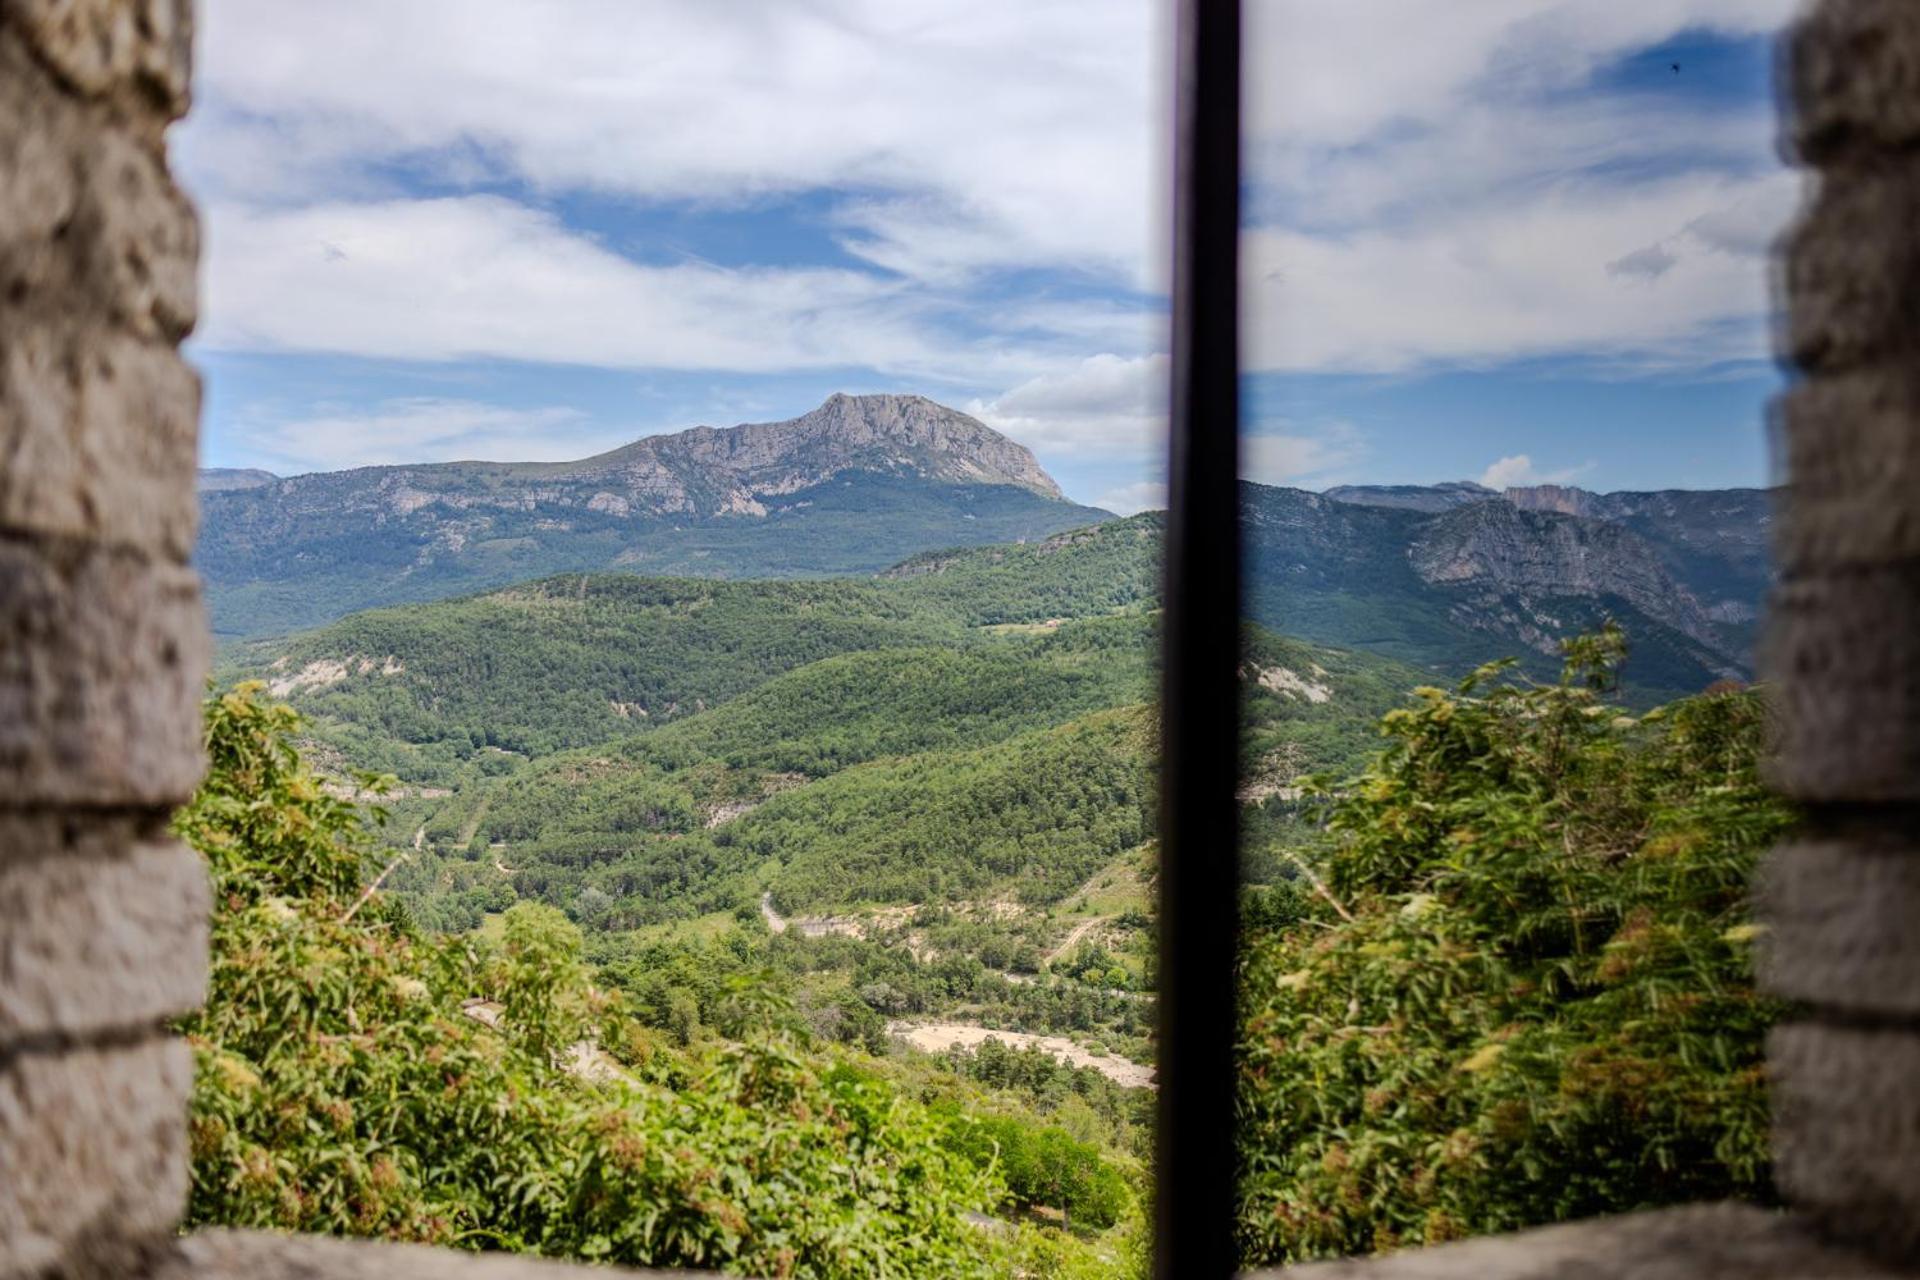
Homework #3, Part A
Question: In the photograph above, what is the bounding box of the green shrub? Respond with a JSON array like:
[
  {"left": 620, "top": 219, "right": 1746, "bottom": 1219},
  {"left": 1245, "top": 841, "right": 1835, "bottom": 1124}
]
[
  {"left": 1235, "top": 628, "right": 1790, "bottom": 1263},
  {"left": 176, "top": 683, "right": 1013, "bottom": 1277}
]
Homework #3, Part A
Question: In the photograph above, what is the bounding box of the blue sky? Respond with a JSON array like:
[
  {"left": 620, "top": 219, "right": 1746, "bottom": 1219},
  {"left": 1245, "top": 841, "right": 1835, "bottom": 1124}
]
[{"left": 177, "top": 1, "right": 1798, "bottom": 513}]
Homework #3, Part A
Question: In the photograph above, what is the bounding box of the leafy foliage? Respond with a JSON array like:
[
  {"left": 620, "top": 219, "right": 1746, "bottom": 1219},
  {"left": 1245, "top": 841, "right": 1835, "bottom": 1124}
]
[
  {"left": 1233, "top": 629, "right": 1790, "bottom": 1263},
  {"left": 176, "top": 683, "right": 1130, "bottom": 1278}
]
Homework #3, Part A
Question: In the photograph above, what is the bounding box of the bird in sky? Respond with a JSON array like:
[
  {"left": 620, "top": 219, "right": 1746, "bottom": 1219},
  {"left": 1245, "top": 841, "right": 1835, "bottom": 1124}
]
[{"left": 1671, "top": 62, "right": 1682, "bottom": 73}]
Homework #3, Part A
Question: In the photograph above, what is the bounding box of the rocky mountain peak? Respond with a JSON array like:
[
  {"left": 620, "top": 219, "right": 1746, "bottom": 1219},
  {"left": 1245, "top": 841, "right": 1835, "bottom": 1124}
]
[
  {"left": 668, "top": 393, "right": 1064, "bottom": 499},
  {"left": 1409, "top": 500, "right": 1719, "bottom": 649}
]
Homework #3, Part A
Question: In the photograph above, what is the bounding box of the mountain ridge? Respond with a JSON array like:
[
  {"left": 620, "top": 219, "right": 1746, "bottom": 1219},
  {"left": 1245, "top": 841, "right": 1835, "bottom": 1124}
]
[{"left": 196, "top": 394, "right": 1101, "bottom": 638}]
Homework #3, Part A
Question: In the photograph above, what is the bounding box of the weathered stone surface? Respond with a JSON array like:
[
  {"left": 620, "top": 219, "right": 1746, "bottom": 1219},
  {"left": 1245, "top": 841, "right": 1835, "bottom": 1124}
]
[
  {"left": 0, "top": 28, "right": 86, "bottom": 293},
  {"left": 1774, "top": 374, "right": 1920, "bottom": 573},
  {"left": 0, "top": 1036, "right": 191, "bottom": 1279},
  {"left": 1763, "top": 569, "right": 1920, "bottom": 804},
  {"left": 1247, "top": 1202, "right": 1912, "bottom": 1278},
  {"left": 0, "top": 32, "right": 81, "bottom": 260},
  {"left": 0, "top": 28, "right": 199, "bottom": 330},
  {"left": 1789, "top": 0, "right": 1920, "bottom": 164},
  {"left": 164, "top": 1231, "right": 722, "bottom": 1279},
  {"left": 1782, "top": 164, "right": 1920, "bottom": 375},
  {"left": 0, "top": 538, "right": 208, "bottom": 806},
  {"left": 0, "top": 821, "right": 207, "bottom": 1042},
  {"left": 71, "top": 118, "right": 200, "bottom": 340},
  {"left": 1760, "top": 837, "right": 1920, "bottom": 1018},
  {"left": 0, "top": 29, "right": 199, "bottom": 335},
  {"left": 1, "top": 0, "right": 193, "bottom": 119},
  {"left": 0, "top": 324, "right": 202, "bottom": 558},
  {"left": 1771, "top": 1023, "right": 1920, "bottom": 1264}
]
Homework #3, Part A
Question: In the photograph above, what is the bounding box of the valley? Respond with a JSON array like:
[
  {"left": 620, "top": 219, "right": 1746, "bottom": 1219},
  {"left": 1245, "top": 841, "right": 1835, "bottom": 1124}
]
[
  {"left": 191, "top": 399, "right": 1781, "bottom": 1273},
  {"left": 211, "top": 423, "right": 1776, "bottom": 1096}
]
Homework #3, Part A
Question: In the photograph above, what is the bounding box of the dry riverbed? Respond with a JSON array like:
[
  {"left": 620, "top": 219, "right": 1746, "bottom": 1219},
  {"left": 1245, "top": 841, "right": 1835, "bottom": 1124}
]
[{"left": 888, "top": 1021, "right": 1156, "bottom": 1089}]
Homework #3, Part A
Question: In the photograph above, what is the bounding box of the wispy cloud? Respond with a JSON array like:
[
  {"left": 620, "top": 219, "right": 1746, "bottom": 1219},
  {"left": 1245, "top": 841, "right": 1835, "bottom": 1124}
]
[
  {"left": 231, "top": 398, "right": 618, "bottom": 474},
  {"left": 968, "top": 353, "right": 1169, "bottom": 458},
  {"left": 180, "top": 0, "right": 1794, "bottom": 484},
  {"left": 1093, "top": 480, "right": 1166, "bottom": 516},
  {"left": 1243, "top": 172, "right": 1793, "bottom": 374},
  {"left": 1242, "top": 424, "right": 1370, "bottom": 488}
]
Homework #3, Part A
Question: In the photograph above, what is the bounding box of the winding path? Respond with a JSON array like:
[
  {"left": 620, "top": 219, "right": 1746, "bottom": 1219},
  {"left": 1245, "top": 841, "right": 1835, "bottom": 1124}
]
[{"left": 1044, "top": 915, "right": 1106, "bottom": 968}]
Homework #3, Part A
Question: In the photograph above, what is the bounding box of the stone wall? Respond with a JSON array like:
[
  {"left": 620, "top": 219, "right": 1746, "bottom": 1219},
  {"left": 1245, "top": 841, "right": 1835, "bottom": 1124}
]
[
  {"left": 1759, "top": 0, "right": 1920, "bottom": 1265},
  {"left": 0, "top": 1, "right": 210, "bottom": 1276}
]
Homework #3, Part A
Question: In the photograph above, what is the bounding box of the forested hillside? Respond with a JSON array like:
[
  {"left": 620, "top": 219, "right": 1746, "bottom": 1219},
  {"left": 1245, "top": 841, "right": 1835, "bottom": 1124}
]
[
  {"left": 181, "top": 632, "right": 1789, "bottom": 1274},
  {"left": 206, "top": 514, "right": 1420, "bottom": 1108},
  {"left": 185, "top": 486, "right": 1790, "bottom": 1275},
  {"left": 178, "top": 686, "right": 1143, "bottom": 1278}
]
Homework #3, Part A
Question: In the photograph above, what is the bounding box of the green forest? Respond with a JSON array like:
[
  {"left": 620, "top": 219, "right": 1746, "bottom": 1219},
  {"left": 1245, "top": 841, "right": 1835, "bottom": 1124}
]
[{"left": 184, "top": 514, "right": 1789, "bottom": 1274}]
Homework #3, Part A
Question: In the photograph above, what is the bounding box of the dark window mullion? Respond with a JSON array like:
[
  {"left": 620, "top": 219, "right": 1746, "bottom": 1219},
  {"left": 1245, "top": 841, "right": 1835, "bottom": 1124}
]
[{"left": 1156, "top": 0, "right": 1243, "bottom": 1276}]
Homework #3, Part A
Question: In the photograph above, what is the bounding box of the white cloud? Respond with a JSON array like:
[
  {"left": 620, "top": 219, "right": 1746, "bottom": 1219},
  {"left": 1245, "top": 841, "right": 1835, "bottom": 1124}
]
[
  {"left": 1479, "top": 453, "right": 1591, "bottom": 489},
  {"left": 1243, "top": 171, "right": 1795, "bottom": 374},
  {"left": 183, "top": 0, "right": 1167, "bottom": 289},
  {"left": 1239, "top": 1, "right": 1799, "bottom": 376},
  {"left": 1245, "top": 0, "right": 1796, "bottom": 153},
  {"left": 229, "top": 398, "right": 619, "bottom": 474},
  {"left": 1094, "top": 481, "right": 1166, "bottom": 516},
  {"left": 1241, "top": 425, "right": 1369, "bottom": 487},
  {"left": 969, "top": 353, "right": 1169, "bottom": 457},
  {"left": 200, "top": 196, "right": 954, "bottom": 374},
  {"left": 177, "top": 0, "right": 1801, "bottom": 475}
]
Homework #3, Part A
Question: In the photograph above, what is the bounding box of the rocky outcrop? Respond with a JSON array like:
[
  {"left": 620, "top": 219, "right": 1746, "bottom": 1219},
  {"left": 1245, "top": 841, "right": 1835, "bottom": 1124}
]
[
  {"left": 1409, "top": 502, "right": 1719, "bottom": 647},
  {"left": 664, "top": 392, "right": 1063, "bottom": 499}
]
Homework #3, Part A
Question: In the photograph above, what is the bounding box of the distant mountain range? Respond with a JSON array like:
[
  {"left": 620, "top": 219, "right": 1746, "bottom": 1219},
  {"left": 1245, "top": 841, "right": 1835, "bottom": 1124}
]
[
  {"left": 196, "top": 394, "right": 1109, "bottom": 638},
  {"left": 198, "top": 392, "right": 1774, "bottom": 698},
  {"left": 1248, "top": 481, "right": 1772, "bottom": 699}
]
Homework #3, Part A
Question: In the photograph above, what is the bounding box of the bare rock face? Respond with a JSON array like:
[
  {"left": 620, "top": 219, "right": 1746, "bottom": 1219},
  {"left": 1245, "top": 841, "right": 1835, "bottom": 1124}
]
[
  {"left": 1409, "top": 502, "right": 1720, "bottom": 650},
  {"left": 668, "top": 393, "right": 1064, "bottom": 500}
]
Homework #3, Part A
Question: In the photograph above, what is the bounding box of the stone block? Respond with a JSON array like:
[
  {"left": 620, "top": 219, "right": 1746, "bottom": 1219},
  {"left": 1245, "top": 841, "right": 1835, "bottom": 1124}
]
[
  {"left": 0, "top": 1035, "right": 191, "bottom": 1279},
  {"left": 0, "top": 32, "right": 81, "bottom": 267},
  {"left": 1774, "top": 370, "right": 1912, "bottom": 506},
  {"left": 1759, "top": 837, "right": 1920, "bottom": 1018},
  {"left": 1789, "top": 0, "right": 1920, "bottom": 165},
  {"left": 1771, "top": 1022, "right": 1920, "bottom": 1264},
  {"left": 72, "top": 118, "right": 200, "bottom": 341},
  {"left": 1781, "top": 164, "right": 1920, "bottom": 376},
  {"left": 0, "top": 28, "right": 199, "bottom": 342},
  {"left": 1763, "top": 569, "right": 1920, "bottom": 804},
  {"left": 0, "top": 323, "right": 202, "bottom": 558},
  {"left": 1, "top": 0, "right": 193, "bottom": 120},
  {"left": 0, "top": 820, "right": 207, "bottom": 1044},
  {"left": 1246, "top": 1201, "right": 1911, "bottom": 1278},
  {"left": 0, "top": 538, "right": 208, "bottom": 807}
]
